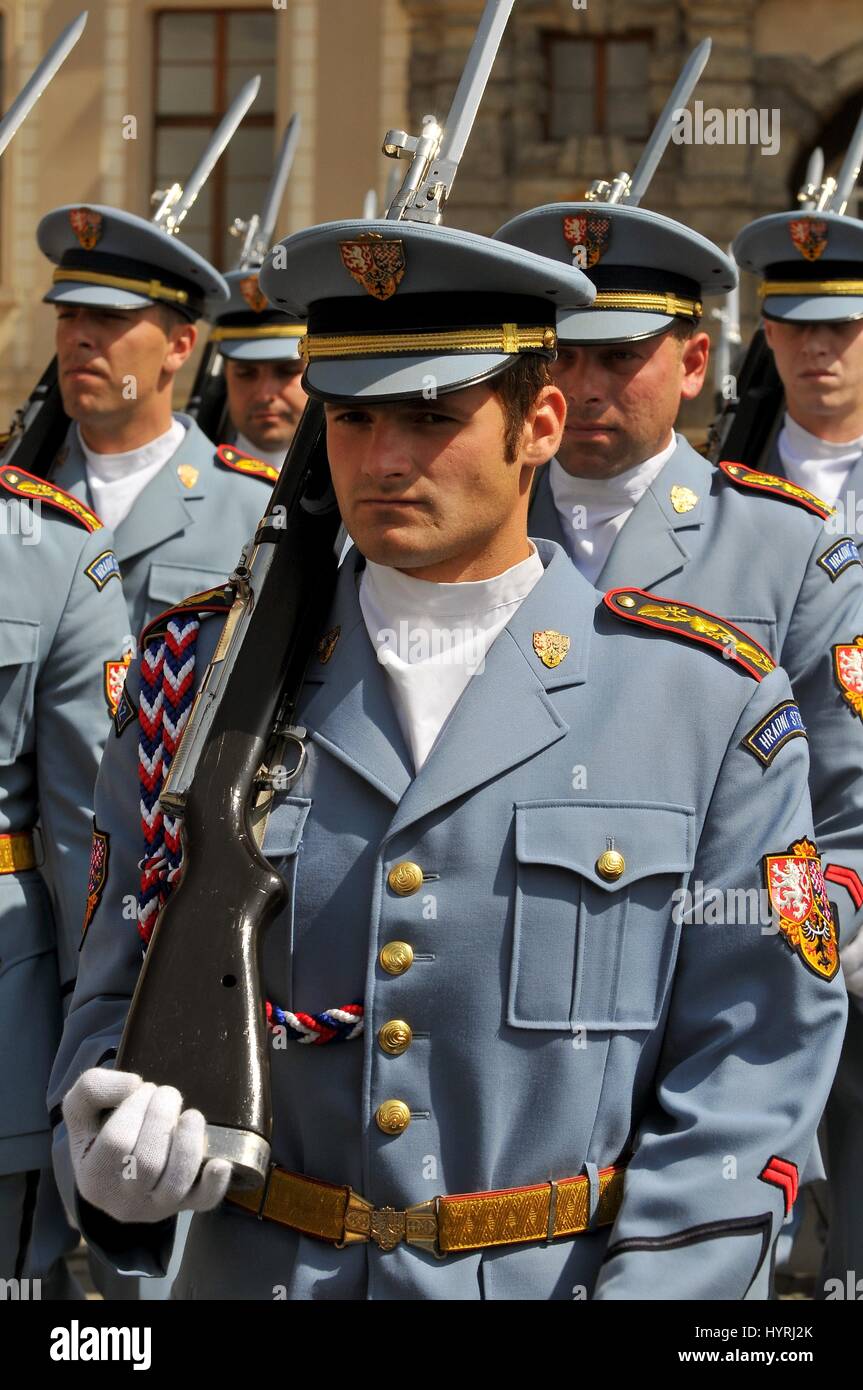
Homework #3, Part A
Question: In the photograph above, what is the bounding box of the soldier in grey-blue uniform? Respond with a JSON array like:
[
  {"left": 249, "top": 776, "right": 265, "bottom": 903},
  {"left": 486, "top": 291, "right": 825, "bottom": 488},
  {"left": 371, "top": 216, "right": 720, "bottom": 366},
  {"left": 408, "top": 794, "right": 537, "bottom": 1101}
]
[
  {"left": 205, "top": 267, "right": 308, "bottom": 472},
  {"left": 49, "top": 220, "right": 845, "bottom": 1300},
  {"left": 733, "top": 209, "right": 863, "bottom": 533},
  {"left": 732, "top": 206, "right": 863, "bottom": 1296},
  {"left": 494, "top": 202, "right": 863, "bottom": 963},
  {"left": 0, "top": 467, "right": 130, "bottom": 1294},
  {"left": 37, "top": 206, "right": 278, "bottom": 639}
]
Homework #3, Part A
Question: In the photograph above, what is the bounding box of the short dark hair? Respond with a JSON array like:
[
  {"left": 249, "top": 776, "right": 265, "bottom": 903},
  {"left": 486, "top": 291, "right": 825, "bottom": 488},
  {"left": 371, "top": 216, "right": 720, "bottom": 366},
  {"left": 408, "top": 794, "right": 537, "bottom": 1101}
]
[
  {"left": 669, "top": 317, "right": 701, "bottom": 343},
  {"left": 489, "top": 353, "right": 553, "bottom": 462},
  {"left": 150, "top": 302, "right": 195, "bottom": 334}
]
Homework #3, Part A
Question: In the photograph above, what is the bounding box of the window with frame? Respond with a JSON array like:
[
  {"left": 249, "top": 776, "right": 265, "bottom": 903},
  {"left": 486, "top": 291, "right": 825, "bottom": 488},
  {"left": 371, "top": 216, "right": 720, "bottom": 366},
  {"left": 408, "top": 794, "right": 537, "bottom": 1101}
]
[
  {"left": 153, "top": 8, "right": 277, "bottom": 269},
  {"left": 544, "top": 32, "right": 652, "bottom": 141}
]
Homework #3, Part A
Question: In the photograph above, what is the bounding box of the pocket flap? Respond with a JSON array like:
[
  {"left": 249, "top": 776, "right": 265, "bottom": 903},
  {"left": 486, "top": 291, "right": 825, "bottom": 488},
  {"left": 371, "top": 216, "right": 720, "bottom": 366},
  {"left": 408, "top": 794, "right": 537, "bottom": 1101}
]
[
  {"left": 263, "top": 796, "right": 312, "bottom": 857},
  {"left": 515, "top": 799, "right": 696, "bottom": 890},
  {"left": 147, "top": 563, "right": 231, "bottom": 608},
  {"left": 0, "top": 618, "right": 39, "bottom": 669}
]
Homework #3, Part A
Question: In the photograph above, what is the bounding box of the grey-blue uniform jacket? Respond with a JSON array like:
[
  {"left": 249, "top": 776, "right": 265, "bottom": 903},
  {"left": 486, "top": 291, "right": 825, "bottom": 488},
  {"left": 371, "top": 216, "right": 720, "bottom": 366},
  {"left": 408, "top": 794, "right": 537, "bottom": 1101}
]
[
  {"left": 53, "top": 414, "right": 274, "bottom": 639},
  {"left": 531, "top": 435, "right": 863, "bottom": 954},
  {"left": 0, "top": 487, "right": 130, "bottom": 1176},
  {"left": 49, "top": 538, "right": 846, "bottom": 1299}
]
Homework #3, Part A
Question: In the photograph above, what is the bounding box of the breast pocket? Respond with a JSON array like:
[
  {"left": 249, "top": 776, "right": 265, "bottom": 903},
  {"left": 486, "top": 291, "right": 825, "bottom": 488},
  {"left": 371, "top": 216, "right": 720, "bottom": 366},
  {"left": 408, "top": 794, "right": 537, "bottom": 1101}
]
[
  {"left": 146, "top": 563, "right": 232, "bottom": 618},
  {"left": 0, "top": 618, "right": 39, "bottom": 765},
  {"left": 508, "top": 800, "right": 696, "bottom": 1032}
]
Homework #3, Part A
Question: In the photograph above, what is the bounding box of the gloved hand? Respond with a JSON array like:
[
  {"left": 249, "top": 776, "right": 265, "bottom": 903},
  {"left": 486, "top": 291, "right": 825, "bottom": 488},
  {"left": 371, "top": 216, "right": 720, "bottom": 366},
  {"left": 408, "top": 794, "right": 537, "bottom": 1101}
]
[
  {"left": 62, "top": 1069, "right": 232, "bottom": 1224},
  {"left": 842, "top": 926, "right": 863, "bottom": 999}
]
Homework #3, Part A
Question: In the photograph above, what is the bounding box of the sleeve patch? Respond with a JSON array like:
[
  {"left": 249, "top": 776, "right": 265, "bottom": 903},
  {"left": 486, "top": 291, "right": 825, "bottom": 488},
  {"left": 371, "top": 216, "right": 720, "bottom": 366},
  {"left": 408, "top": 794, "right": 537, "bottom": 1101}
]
[
  {"left": 84, "top": 548, "right": 121, "bottom": 590},
  {"left": 742, "top": 700, "right": 807, "bottom": 766},
  {"left": 104, "top": 654, "right": 131, "bottom": 717},
  {"left": 833, "top": 637, "right": 863, "bottom": 721},
  {"left": 758, "top": 1156, "right": 799, "bottom": 1216},
  {"left": 0, "top": 464, "right": 103, "bottom": 532},
  {"left": 113, "top": 685, "right": 137, "bottom": 737},
  {"left": 81, "top": 822, "right": 110, "bottom": 946},
  {"left": 603, "top": 587, "right": 776, "bottom": 681},
  {"left": 215, "top": 443, "right": 279, "bottom": 485},
  {"left": 762, "top": 839, "right": 840, "bottom": 980},
  {"left": 817, "top": 536, "right": 861, "bottom": 581}
]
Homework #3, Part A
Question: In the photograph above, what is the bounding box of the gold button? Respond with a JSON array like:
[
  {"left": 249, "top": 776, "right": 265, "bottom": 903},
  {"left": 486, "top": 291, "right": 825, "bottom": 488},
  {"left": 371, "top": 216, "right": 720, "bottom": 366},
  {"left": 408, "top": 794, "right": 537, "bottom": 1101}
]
[
  {"left": 379, "top": 941, "right": 414, "bottom": 975},
  {"left": 617, "top": 594, "right": 636, "bottom": 608},
  {"left": 376, "top": 1099, "right": 411, "bottom": 1134},
  {"left": 387, "top": 861, "right": 424, "bottom": 895},
  {"left": 378, "top": 1019, "right": 413, "bottom": 1055},
  {"left": 596, "top": 849, "right": 626, "bottom": 881}
]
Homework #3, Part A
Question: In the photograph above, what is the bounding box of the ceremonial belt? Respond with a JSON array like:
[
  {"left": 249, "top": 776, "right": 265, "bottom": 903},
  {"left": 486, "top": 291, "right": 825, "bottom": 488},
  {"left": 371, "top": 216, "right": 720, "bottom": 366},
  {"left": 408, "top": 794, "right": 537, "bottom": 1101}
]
[
  {"left": 0, "top": 831, "right": 37, "bottom": 874},
  {"left": 226, "top": 1162, "right": 626, "bottom": 1255}
]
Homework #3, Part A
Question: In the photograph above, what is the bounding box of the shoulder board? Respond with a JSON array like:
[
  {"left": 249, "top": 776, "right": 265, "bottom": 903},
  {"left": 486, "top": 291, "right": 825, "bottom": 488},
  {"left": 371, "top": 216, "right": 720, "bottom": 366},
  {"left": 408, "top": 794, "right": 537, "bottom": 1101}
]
[
  {"left": 215, "top": 443, "right": 279, "bottom": 485},
  {"left": 0, "top": 464, "right": 103, "bottom": 532},
  {"left": 604, "top": 587, "right": 776, "bottom": 682},
  {"left": 718, "top": 460, "right": 833, "bottom": 519},
  {"left": 140, "top": 585, "right": 235, "bottom": 649}
]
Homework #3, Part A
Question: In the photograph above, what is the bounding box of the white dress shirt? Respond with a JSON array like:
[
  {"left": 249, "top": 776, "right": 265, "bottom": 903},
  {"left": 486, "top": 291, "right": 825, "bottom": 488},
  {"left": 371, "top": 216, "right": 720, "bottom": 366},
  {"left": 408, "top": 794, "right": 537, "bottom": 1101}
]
[
  {"left": 80, "top": 418, "right": 186, "bottom": 531},
  {"left": 359, "top": 544, "right": 544, "bottom": 773},
  {"left": 549, "top": 432, "right": 677, "bottom": 583},
  {"left": 777, "top": 413, "right": 863, "bottom": 506}
]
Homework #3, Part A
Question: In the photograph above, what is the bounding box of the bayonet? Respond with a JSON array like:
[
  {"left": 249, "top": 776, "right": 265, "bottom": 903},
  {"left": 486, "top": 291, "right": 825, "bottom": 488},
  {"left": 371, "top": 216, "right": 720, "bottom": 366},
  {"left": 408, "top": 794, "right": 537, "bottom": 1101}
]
[
  {"left": 827, "top": 103, "right": 863, "bottom": 215},
  {"left": 229, "top": 112, "right": 303, "bottom": 267},
  {"left": 152, "top": 75, "right": 261, "bottom": 233},
  {"left": 383, "top": 0, "right": 516, "bottom": 223},
  {"left": 797, "top": 147, "right": 824, "bottom": 211},
  {"left": 583, "top": 38, "right": 711, "bottom": 206},
  {"left": 0, "top": 11, "right": 88, "bottom": 160}
]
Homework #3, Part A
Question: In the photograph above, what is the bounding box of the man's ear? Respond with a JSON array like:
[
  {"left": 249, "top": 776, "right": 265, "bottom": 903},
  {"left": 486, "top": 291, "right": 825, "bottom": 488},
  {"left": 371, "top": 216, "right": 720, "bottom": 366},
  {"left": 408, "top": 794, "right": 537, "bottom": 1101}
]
[
  {"left": 523, "top": 383, "right": 566, "bottom": 467},
  {"left": 762, "top": 318, "right": 776, "bottom": 349},
  {"left": 164, "top": 320, "right": 198, "bottom": 375},
  {"left": 679, "top": 330, "right": 711, "bottom": 402}
]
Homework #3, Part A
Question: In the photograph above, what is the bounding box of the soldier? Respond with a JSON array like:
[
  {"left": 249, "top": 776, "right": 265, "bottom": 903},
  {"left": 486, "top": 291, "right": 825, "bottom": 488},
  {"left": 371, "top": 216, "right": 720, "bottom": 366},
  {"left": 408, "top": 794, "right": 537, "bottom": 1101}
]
[
  {"left": 37, "top": 205, "right": 278, "bottom": 638},
  {"left": 732, "top": 207, "right": 863, "bottom": 1297},
  {"left": 206, "top": 268, "right": 307, "bottom": 471},
  {"left": 0, "top": 467, "right": 130, "bottom": 1295},
  {"left": 49, "top": 220, "right": 845, "bottom": 1300},
  {"left": 732, "top": 210, "right": 863, "bottom": 531},
  {"left": 494, "top": 202, "right": 863, "bottom": 961}
]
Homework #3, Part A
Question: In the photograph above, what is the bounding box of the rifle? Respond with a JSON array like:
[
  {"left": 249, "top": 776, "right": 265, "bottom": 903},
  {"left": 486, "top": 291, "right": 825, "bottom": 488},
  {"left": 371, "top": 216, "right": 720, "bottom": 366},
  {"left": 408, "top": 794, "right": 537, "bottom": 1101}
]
[
  {"left": 0, "top": 77, "right": 261, "bottom": 477},
  {"left": 705, "top": 124, "right": 863, "bottom": 465},
  {"left": 710, "top": 251, "right": 742, "bottom": 416},
  {"left": 185, "top": 112, "right": 302, "bottom": 441},
  {"left": 583, "top": 38, "right": 712, "bottom": 206},
  {"left": 114, "top": 0, "right": 518, "bottom": 1185}
]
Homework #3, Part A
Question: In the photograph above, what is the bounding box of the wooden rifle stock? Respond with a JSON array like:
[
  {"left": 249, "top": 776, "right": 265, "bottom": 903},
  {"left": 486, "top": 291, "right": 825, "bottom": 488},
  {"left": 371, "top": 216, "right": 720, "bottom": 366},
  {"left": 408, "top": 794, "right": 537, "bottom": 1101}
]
[{"left": 115, "top": 400, "right": 341, "bottom": 1180}]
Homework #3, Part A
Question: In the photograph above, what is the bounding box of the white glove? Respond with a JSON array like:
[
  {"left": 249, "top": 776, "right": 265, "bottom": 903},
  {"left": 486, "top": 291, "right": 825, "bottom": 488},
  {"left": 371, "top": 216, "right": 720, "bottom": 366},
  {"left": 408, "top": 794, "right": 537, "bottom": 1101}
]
[
  {"left": 62, "top": 1069, "right": 232, "bottom": 1224},
  {"left": 842, "top": 926, "right": 863, "bottom": 999}
]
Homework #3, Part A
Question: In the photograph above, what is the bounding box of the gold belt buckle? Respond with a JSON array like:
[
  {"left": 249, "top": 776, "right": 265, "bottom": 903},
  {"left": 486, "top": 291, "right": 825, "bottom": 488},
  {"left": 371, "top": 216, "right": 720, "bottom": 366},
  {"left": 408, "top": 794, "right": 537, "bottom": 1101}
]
[{"left": 340, "top": 1190, "right": 443, "bottom": 1257}]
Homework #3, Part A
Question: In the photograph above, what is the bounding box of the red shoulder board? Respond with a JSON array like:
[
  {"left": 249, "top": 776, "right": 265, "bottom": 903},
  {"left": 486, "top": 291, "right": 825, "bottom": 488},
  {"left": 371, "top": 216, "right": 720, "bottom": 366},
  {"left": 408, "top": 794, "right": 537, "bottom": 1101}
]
[
  {"left": 215, "top": 443, "right": 279, "bottom": 485},
  {"left": 140, "top": 585, "right": 235, "bottom": 649},
  {"left": 0, "top": 463, "right": 103, "bottom": 532},
  {"left": 718, "top": 460, "right": 833, "bottom": 519},
  {"left": 604, "top": 587, "right": 776, "bottom": 682}
]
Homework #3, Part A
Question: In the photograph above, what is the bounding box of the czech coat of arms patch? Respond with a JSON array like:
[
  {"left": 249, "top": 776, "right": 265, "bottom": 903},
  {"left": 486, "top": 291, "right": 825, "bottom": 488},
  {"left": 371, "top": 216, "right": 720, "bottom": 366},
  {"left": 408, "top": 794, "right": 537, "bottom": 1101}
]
[
  {"left": 239, "top": 274, "right": 269, "bottom": 313},
  {"left": 833, "top": 635, "right": 863, "bottom": 721},
  {"left": 69, "top": 207, "right": 103, "bottom": 251},
  {"left": 763, "top": 838, "right": 839, "bottom": 980},
  {"left": 339, "top": 237, "right": 406, "bottom": 300},
  {"left": 788, "top": 217, "right": 828, "bottom": 262},
  {"left": 562, "top": 214, "right": 611, "bottom": 269}
]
